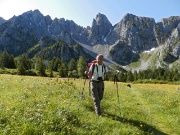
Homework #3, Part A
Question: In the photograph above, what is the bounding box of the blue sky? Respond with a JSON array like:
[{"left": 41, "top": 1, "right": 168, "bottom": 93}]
[{"left": 0, "top": 0, "right": 180, "bottom": 27}]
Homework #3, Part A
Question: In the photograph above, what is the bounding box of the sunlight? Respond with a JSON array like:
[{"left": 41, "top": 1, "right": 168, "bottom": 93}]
[{"left": 0, "top": 0, "right": 36, "bottom": 20}]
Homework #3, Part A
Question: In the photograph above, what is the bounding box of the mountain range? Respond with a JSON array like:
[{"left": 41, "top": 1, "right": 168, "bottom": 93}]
[{"left": 0, "top": 9, "right": 180, "bottom": 72}]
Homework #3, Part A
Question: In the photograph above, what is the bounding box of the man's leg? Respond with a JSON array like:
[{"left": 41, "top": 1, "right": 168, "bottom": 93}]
[
  {"left": 91, "top": 82, "right": 101, "bottom": 115},
  {"left": 99, "top": 81, "right": 104, "bottom": 101}
]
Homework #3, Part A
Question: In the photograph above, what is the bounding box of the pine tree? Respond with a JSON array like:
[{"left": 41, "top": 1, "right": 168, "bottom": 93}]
[
  {"left": 68, "top": 58, "right": 76, "bottom": 71},
  {"left": 49, "top": 63, "right": 53, "bottom": 77},
  {"left": 133, "top": 70, "right": 138, "bottom": 81},
  {"left": 16, "top": 54, "right": 31, "bottom": 75},
  {"left": 172, "top": 69, "right": 179, "bottom": 81},
  {"left": 126, "top": 71, "right": 134, "bottom": 82},
  {"left": 36, "top": 59, "right": 46, "bottom": 76},
  {"left": 0, "top": 49, "right": 15, "bottom": 68},
  {"left": 8, "top": 55, "right": 15, "bottom": 68},
  {"left": 119, "top": 72, "right": 126, "bottom": 82},
  {"left": 18, "top": 54, "right": 31, "bottom": 70},
  {"left": 58, "top": 60, "right": 68, "bottom": 77},
  {"left": 52, "top": 57, "right": 61, "bottom": 71},
  {"left": 137, "top": 71, "right": 143, "bottom": 80},
  {"left": 17, "top": 62, "right": 26, "bottom": 75},
  {"left": 77, "top": 56, "right": 86, "bottom": 77}
]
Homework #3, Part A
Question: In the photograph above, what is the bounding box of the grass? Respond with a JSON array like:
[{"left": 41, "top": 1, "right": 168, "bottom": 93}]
[{"left": 0, "top": 74, "right": 180, "bottom": 135}]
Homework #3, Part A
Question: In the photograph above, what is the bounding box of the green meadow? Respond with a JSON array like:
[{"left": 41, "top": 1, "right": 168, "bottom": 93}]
[{"left": 0, "top": 74, "right": 179, "bottom": 135}]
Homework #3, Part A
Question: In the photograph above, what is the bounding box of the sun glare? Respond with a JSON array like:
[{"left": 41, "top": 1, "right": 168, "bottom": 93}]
[{"left": 0, "top": 0, "right": 36, "bottom": 20}]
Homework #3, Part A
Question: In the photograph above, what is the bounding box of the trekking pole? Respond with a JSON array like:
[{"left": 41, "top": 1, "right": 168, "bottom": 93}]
[
  {"left": 114, "top": 74, "right": 119, "bottom": 102},
  {"left": 114, "top": 70, "right": 120, "bottom": 112},
  {"left": 81, "top": 76, "right": 86, "bottom": 95},
  {"left": 88, "top": 79, "right": 91, "bottom": 96}
]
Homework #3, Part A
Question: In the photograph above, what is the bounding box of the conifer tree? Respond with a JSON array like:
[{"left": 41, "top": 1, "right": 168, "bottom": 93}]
[
  {"left": 137, "top": 70, "right": 143, "bottom": 80},
  {"left": 0, "top": 49, "right": 15, "bottom": 68},
  {"left": 8, "top": 55, "right": 16, "bottom": 68},
  {"left": 51, "top": 57, "right": 61, "bottom": 71},
  {"left": 77, "top": 56, "right": 86, "bottom": 77},
  {"left": 16, "top": 54, "right": 31, "bottom": 75},
  {"left": 36, "top": 59, "right": 46, "bottom": 76},
  {"left": 119, "top": 72, "right": 126, "bottom": 82},
  {"left": 59, "top": 60, "right": 68, "bottom": 77},
  {"left": 68, "top": 58, "right": 76, "bottom": 71},
  {"left": 17, "top": 62, "right": 25, "bottom": 75},
  {"left": 126, "top": 71, "right": 134, "bottom": 82},
  {"left": 19, "top": 54, "right": 31, "bottom": 70},
  {"left": 172, "top": 69, "right": 179, "bottom": 81},
  {"left": 133, "top": 70, "right": 138, "bottom": 81}
]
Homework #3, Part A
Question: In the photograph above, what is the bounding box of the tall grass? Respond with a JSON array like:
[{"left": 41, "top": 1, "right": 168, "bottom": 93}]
[{"left": 0, "top": 74, "right": 179, "bottom": 135}]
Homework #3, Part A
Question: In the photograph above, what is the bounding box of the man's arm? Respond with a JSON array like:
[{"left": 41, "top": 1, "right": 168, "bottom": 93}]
[{"left": 85, "top": 71, "right": 92, "bottom": 78}]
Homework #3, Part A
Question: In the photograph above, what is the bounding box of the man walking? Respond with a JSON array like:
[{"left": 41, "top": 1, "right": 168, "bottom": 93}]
[{"left": 85, "top": 54, "right": 113, "bottom": 116}]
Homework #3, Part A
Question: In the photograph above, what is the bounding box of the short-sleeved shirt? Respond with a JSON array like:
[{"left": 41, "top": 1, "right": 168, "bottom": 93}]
[{"left": 89, "top": 63, "right": 108, "bottom": 81}]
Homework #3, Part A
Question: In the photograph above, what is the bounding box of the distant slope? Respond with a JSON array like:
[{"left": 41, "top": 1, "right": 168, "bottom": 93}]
[{"left": 76, "top": 40, "right": 127, "bottom": 71}]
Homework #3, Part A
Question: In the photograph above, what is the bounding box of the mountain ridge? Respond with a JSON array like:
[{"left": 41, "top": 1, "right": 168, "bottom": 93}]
[{"left": 0, "top": 9, "right": 180, "bottom": 71}]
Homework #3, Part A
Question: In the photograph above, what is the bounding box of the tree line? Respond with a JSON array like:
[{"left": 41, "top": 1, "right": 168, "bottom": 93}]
[
  {"left": 0, "top": 50, "right": 87, "bottom": 78},
  {"left": 0, "top": 50, "right": 179, "bottom": 83},
  {"left": 118, "top": 68, "right": 179, "bottom": 83}
]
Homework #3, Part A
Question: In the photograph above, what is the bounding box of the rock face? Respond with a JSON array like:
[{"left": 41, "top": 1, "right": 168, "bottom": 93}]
[
  {"left": 155, "top": 16, "right": 180, "bottom": 60},
  {"left": 108, "top": 40, "right": 140, "bottom": 65},
  {"left": 0, "top": 9, "right": 180, "bottom": 69},
  {"left": 88, "top": 13, "right": 113, "bottom": 45},
  {"left": 106, "top": 13, "right": 157, "bottom": 51}
]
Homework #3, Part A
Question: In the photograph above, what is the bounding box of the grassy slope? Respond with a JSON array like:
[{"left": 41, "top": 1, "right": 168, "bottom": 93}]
[{"left": 0, "top": 74, "right": 179, "bottom": 135}]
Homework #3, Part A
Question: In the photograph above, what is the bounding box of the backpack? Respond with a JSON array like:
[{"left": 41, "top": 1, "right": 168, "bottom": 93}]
[{"left": 87, "top": 60, "right": 106, "bottom": 75}]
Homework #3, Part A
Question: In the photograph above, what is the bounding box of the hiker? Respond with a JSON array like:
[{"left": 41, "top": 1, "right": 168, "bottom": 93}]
[{"left": 85, "top": 54, "right": 114, "bottom": 116}]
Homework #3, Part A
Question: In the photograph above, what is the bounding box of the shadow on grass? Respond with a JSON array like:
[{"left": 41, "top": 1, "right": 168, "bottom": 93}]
[
  {"left": 103, "top": 112, "right": 168, "bottom": 135},
  {"left": 84, "top": 103, "right": 168, "bottom": 135}
]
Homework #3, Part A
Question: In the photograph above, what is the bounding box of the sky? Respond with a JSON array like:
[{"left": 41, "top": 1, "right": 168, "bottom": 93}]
[{"left": 0, "top": 0, "right": 180, "bottom": 27}]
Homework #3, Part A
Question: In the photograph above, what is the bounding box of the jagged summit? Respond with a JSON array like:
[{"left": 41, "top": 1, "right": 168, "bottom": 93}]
[
  {"left": 0, "top": 9, "right": 180, "bottom": 70},
  {"left": 94, "top": 13, "right": 112, "bottom": 25},
  {"left": 88, "top": 12, "right": 113, "bottom": 45}
]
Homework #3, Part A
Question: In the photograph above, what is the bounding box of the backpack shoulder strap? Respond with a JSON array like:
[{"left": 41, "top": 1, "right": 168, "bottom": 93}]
[
  {"left": 91, "top": 63, "right": 106, "bottom": 74},
  {"left": 102, "top": 64, "right": 106, "bottom": 73},
  {"left": 91, "top": 63, "right": 96, "bottom": 75}
]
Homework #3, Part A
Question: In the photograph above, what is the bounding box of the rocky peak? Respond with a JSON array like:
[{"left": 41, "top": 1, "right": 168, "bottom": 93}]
[
  {"left": 155, "top": 16, "right": 180, "bottom": 44},
  {"left": 122, "top": 13, "right": 136, "bottom": 22},
  {"left": 0, "top": 17, "right": 6, "bottom": 25},
  {"left": 88, "top": 13, "right": 112, "bottom": 45},
  {"left": 95, "top": 13, "right": 111, "bottom": 25},
  {"left": 106, "top": 13, "right": 157, "bottom": 52},
  {"left": 156, "top": 16, "right": 180, "bottom": 34},
  {"left": 20, "top": 9, "right": 45, "bottom": 23}
]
